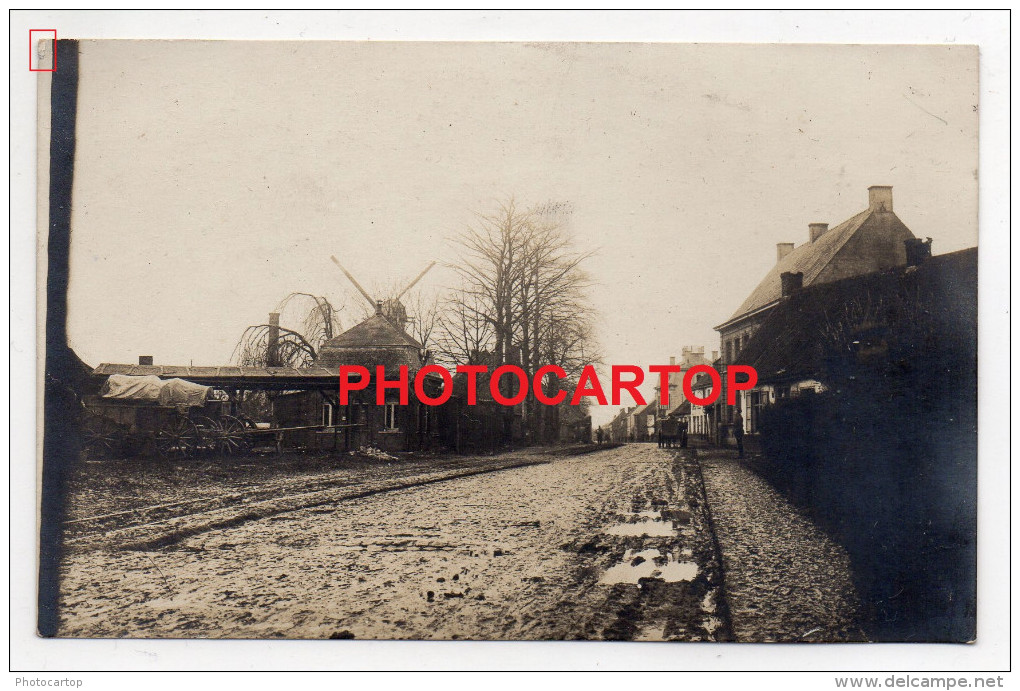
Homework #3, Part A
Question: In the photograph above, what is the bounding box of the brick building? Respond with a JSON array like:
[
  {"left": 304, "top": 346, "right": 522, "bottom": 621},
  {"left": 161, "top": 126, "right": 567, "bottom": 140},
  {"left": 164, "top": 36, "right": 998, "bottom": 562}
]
[{"left": 276, "top": 305, "right": 442, "bottom": 453}]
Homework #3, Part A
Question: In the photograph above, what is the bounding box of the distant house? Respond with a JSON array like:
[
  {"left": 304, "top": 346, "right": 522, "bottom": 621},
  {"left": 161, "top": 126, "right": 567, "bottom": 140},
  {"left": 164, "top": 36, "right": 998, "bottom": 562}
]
[
  {"left": 668, "top": 400, "right": 691, "bottom": 437},
  {"left": 608, "top": 406, "right": 635, "bottom": 443},
  {"left": 660, "top": 347, "right": 717, "bottom": 415},
  {"left": 630, "top": 402, "right": 659, "bottom": 442},
  {"left": 683, "top": 371, "right": 718, "bottom": 439},
  {"left": 665, "top": 368, "right": 720, "bottom": 443}
]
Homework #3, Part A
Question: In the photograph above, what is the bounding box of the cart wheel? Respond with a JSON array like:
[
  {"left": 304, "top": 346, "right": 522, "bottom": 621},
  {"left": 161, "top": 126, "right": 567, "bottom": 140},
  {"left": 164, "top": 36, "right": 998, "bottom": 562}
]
[
  {"left": 81, "top": 414, "right": 124, "bottom": 459},
  {"left": 191, "top": 416, "right": 217, "bottom": 455},
  {"left": 208, "top": 416, "right": 250, "bottom": 456},
  {"left": 154, "top": 416, "right": 200, "bottom": 459}
]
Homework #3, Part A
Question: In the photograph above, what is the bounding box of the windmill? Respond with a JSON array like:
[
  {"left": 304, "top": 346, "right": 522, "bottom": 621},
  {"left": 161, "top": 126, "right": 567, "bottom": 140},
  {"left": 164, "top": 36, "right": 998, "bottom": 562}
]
[{"left": 329, "top": 255, "right": 436, "bottom": 331}]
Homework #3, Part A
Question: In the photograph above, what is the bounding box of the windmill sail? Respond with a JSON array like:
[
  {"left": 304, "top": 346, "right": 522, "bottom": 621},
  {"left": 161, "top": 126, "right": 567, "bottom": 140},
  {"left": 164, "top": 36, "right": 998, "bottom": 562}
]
[
  {"left": 396, "top": 261, "right": 437, "bottom": 301},
  {"left": 330, "top": 255, "right": 378, "bottom": 310}
]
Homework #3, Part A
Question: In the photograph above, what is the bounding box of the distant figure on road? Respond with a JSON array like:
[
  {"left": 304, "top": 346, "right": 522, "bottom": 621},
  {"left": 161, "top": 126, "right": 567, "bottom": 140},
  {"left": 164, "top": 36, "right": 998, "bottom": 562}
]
[
  {"left": 661, "top": 417, "right": 679, "bottom": 448},
  {"left": 733, "top": 409, "right": 745, "bottom": 458},
  {"left": 679, "top": 419, "right": 689, "bottom": 449},
  {"left": 596, "top": 427, "right": 604, "bottom": 446}
]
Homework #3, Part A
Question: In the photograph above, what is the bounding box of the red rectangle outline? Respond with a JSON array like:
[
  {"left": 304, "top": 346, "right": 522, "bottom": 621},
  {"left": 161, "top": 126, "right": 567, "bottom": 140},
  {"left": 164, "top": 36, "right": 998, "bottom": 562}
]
[{"left": 29, "top": 30, "right": 57, "bottom": 72}]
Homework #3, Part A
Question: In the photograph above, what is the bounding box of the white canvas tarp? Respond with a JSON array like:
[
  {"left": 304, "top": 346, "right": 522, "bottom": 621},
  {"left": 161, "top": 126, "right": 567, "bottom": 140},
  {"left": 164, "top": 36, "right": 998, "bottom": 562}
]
[
  {"left": 157, "top": 378, "right": 211, "bottom": 407},
  {"left": 100, "top": 374, "right": 165, "bottom": 401},
  {"left": 100, "top": 374, "right": 210, "bottom": 407}
]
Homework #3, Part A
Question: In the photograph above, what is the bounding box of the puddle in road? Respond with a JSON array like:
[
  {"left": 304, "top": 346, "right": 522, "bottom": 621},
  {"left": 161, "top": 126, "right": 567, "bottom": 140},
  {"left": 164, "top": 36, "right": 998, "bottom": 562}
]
[
  {"left": 702, "top": 616, "right": 724, "bottom": 636},
  {"left": 598, "top": 548, "right": 698, "bottom": 585},
  {"left": 605, "top": 510, "right": 677, "bottom": 537},
  {"left": 634, "top": 621, "right": 667, "bottom": 641},
  {"left": 702, "top": 589, "right": 717, "bottom": 614},
  {"left": 605, "top": 521, "right": 677, "bottom": 537}
]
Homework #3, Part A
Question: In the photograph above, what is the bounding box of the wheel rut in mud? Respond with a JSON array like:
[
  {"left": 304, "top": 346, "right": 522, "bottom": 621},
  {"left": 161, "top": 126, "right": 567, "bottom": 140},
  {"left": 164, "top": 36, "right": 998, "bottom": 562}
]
[{"left": 66, "top": 456, "right": 552, "bottom": 553}]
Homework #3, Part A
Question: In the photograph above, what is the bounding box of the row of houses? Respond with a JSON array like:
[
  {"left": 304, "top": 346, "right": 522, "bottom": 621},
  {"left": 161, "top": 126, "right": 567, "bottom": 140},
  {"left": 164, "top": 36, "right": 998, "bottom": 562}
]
[
  {"left": 602, "top": 346, "right": 715, "bottom": 442},
  {"left": 602, "top": 185, "right": 977, "bottom": 451}
]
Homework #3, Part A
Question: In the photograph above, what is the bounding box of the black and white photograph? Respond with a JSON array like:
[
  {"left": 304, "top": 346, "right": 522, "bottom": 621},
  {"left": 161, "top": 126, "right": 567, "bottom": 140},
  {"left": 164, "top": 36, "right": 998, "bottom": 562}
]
[{"left": 14, "top": 9, "right": 1010, "bottom": 679}]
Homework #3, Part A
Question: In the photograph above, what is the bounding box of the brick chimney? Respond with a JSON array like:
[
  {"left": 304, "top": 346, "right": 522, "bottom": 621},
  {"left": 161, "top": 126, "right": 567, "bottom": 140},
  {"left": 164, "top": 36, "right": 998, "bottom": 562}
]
[
  {"left": 809, "top": 223, "right": 829, "bottom": 242},
  {"left": 780, "top": 271, "right": 803, "bottom": 297},
  {"left": 776, "top": 242, "right": 794, "bottom": 262},
  {"left": 669, "top": 356, "right": 676, "bottom": 366},
  {"left": 904, "top": 237, "right": 933, "bottom": 266},
  {"left": 138, "top": 355, "right": 153, "bottom": 366},
  {"left": 868, "top": 185, "right": 893, "bottom": 212},
  {"left": 267, "top": 312, "right": 281, "bottom": 367}
]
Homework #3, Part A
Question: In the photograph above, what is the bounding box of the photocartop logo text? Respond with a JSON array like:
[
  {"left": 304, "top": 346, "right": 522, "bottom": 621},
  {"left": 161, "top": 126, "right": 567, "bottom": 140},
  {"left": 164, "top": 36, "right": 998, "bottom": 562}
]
[{"left": 338, "top": 363, "right": 757, "bottom": 406}]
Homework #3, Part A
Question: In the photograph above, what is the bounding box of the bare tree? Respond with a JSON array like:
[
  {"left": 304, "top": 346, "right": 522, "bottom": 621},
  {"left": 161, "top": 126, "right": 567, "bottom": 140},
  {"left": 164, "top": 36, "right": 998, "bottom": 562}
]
[
  {"left": 231, "top": 292, "right": 344, "bottom": 367},
  {"left": 438, "top": 197, "right": 600, "bottom": 443},
  {"left": 402, "top": 289, "right": 442, "bottom": 354},
  {"left": 433, "top": 288, "right": 495, "bottom": 368},
  {"left": 280, "top": 292, "right": 344, "bottom": 351}
]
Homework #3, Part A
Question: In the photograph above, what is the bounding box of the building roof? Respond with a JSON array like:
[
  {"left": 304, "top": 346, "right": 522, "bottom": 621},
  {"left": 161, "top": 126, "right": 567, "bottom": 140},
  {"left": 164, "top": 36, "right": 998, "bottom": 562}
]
[
  {"left": 632, "top": 402, "right": 658, "bottom": 418},
  {"left": 678, "top": 349, "right": 714, "bottom": 370},
  {"left": 319, "top": 313, "right": 423, "bottom": 350},
  {"left": 717, "top": 206, "right": 914, "bottom": 330},
  {"left": 690, "top": 372, "right": 717, "bottom": 391},
  {"left": 315, "top": 313, "right": 426, "bottom": 370},
  {"left": 669, "top": 401, "right": 692, "bottom": 417},
  {"left": 738, "top": 248, "right": 977, "bottom": 385},
  {"left": 92, "top": 363, "right": 342, "bottom": 391},
  {"left": 610, "top": 407, "right": 633, "bottom": 425},
  {"left": 92, "top": 314, "right": 431, "bottom": 391}
]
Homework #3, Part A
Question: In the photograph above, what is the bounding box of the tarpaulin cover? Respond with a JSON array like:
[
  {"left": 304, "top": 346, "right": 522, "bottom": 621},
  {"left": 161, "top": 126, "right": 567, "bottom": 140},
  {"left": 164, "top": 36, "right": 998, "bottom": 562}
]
[
  {"left": 100, "top": 374, "right": 165, "bottom": 401},
  {"left": 157, "top": 378, "right": 211, "bottom": 407},
  {"left": 100, "top": 374, "right": 210, "bottom": 407}
]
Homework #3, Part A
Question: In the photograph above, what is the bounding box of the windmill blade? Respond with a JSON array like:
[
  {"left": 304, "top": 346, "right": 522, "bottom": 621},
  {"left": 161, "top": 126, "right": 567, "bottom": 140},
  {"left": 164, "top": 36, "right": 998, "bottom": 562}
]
[
  {"left": 395, "top": 261, "right": 437, "bottom": 301},
  {"left": 330, "top": 255, "right": 377, "bottom": 309}
]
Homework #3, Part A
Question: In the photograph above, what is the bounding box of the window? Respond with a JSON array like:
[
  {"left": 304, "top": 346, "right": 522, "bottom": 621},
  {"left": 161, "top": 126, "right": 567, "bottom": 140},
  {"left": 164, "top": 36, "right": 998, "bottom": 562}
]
[
  {"left": 748, "top": 390, "right": 767, "bottom": 433},
  {"left": 322, "top": 403, "right": 334, "bottom": 427},
  {"left": 384, "top": 403, "right": 399, "bottom": 430}
]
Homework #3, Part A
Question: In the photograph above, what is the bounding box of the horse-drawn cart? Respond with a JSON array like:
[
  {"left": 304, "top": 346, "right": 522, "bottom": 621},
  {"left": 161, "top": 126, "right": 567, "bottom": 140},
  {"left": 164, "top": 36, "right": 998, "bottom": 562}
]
[{"left": 81, "top": 374, "right": 254, "bottom": 459}]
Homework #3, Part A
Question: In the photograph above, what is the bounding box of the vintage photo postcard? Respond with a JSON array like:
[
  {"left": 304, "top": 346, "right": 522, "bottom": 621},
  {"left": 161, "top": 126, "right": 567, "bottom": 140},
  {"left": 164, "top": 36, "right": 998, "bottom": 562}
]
[{"left": 38, "top": 39, "right": 978, "bottom": 644}]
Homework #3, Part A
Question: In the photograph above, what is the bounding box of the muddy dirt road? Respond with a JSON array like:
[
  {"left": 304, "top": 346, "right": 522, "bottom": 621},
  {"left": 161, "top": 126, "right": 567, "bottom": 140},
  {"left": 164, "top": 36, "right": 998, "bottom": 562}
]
[{"left": 57, "top": 444, "right": 726, "bottom": 640}]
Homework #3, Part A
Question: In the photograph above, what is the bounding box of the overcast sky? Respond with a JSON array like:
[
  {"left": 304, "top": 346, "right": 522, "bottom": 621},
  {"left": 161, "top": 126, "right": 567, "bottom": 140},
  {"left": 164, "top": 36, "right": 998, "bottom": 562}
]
[{"left": 64, "top": 41, "right": 978, "bottom": 424}]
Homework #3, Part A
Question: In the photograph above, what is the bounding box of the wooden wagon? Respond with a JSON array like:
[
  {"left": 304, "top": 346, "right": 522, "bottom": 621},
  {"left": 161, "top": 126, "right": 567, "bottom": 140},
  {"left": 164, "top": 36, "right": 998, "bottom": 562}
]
[{"left": 80, "top": 375, "right": 254, "bottom": 459}]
